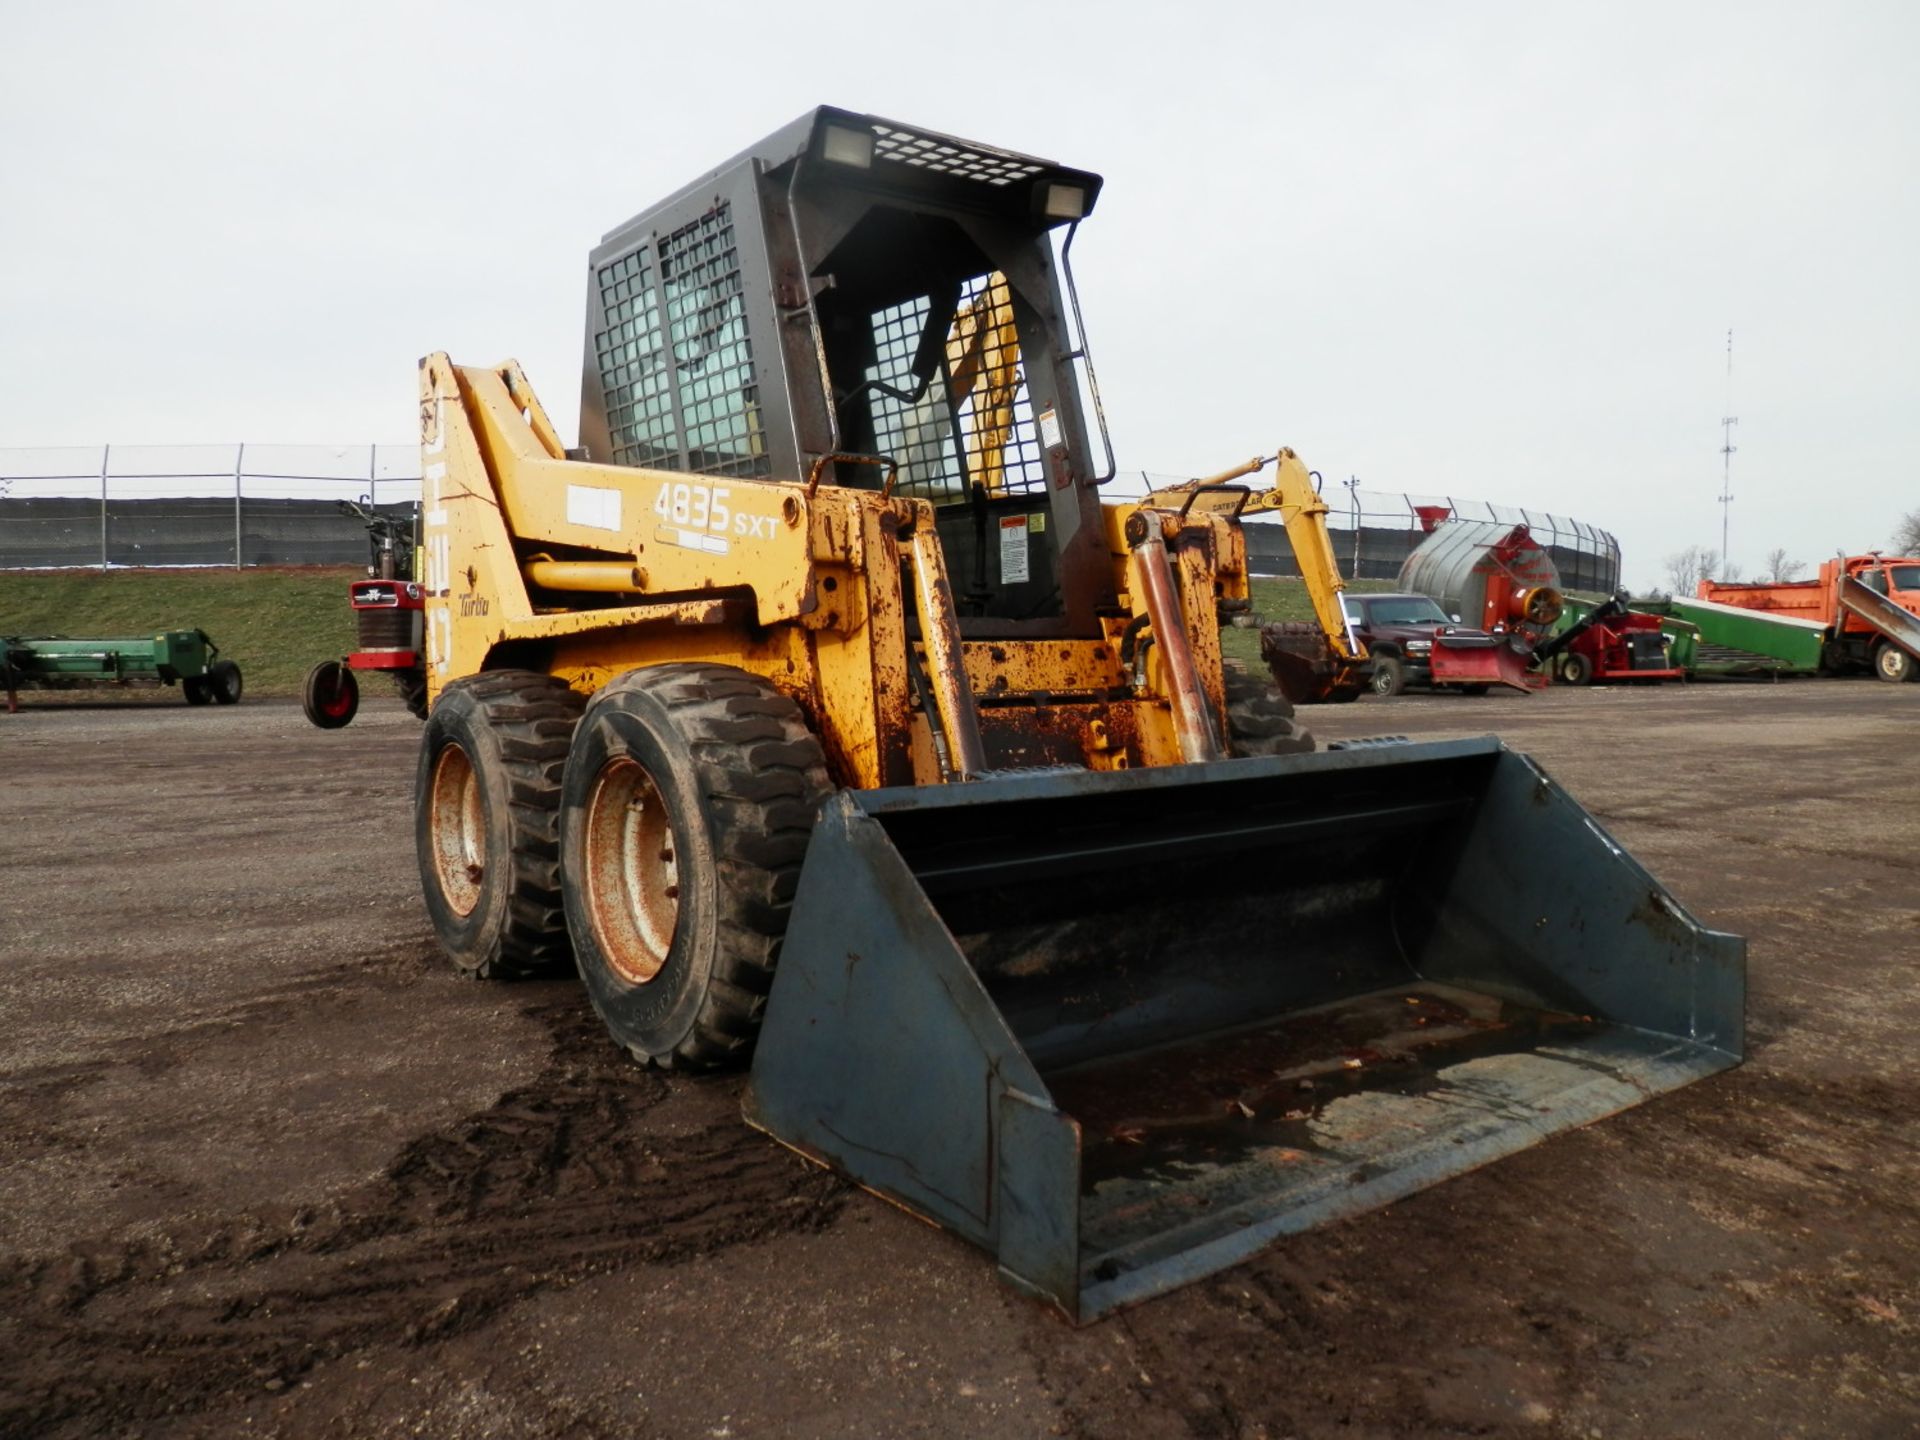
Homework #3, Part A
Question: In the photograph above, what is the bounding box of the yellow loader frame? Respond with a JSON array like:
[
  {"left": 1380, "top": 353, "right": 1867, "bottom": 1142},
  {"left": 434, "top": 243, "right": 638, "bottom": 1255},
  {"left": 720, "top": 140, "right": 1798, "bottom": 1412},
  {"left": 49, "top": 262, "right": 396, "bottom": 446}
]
[{"left": 418, "top": 354, "right": 1263, "bottom": 788}]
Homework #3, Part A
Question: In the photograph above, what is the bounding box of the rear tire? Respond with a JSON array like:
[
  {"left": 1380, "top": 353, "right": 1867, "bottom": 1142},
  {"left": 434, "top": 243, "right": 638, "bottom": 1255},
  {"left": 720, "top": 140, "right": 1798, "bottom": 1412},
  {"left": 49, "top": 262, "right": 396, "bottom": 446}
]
[
  {"left": 393, "top": 667, "right": 429, "bottom": 718},
  {"left": 1223, "top": 660, "right": 1314, "bottom": 757},
  {"left": 1560, "top": 652, "right": 1594, "bottom": 687},
  {"left": 208, "top": 659, "right": 243, "bottom": 705},
  {"left": 183, "top": 676, "right": 213, "bottom": 705},
  {"left": 560, "top": 664, "right": 834, "bottom": 1069},
  {"left": 1459, "top": 684, "right": 1491, "bottom": 697},
  {"left": 1873, "top": 642, "right": 1916, "bottom": 683},
  {"left": 303, "top": 660, "right": 359, "bottom": 728},
  {"left": 416, "top": 671, "right": 585, "bottom": 980},
  {"left": 1369, "top": 654, "right": 1406, "bottom": 697}
]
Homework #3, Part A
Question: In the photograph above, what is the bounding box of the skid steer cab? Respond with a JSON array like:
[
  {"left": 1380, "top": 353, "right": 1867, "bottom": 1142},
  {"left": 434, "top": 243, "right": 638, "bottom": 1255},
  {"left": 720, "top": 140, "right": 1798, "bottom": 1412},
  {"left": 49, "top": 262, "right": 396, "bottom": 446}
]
[{"left": 410, "top": 106, "right": 1744, "bottom": 1321}]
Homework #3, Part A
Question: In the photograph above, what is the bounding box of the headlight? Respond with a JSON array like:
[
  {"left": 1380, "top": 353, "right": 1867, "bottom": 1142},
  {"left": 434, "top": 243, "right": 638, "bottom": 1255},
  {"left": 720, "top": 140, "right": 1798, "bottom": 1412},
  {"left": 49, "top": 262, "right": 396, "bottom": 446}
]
[
  {"left": 1040, "top": 182, "right": 1087, "bottom": 220},
  {"left": 821, "top": 124, "right": 874, "bottom": 169},
  {"left": 1406, "top": 641, "right": 1432, "bottom": 653}
]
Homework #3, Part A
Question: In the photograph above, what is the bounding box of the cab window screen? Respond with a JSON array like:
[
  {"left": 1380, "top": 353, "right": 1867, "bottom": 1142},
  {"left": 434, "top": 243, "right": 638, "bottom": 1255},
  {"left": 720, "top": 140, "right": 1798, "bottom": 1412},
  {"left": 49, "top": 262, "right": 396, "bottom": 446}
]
[
  {"left": 592, "top": 202, "right": 770, "bottom": 478},
  {"left": 593, "top": 248, "right": 678, "bottom": 469},
  {"left": 862, "top": 272, "right": 1047, "bottom": 500}
]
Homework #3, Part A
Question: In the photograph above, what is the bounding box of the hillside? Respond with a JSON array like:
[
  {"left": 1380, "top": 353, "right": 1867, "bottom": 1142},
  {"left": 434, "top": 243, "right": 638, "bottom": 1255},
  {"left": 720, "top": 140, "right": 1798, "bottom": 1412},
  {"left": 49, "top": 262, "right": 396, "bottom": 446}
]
[
  {"left": 2, "top": 568, "right": 360, "bottom": 698},
  {"left": 3, "top": 567, "right": 1399, "bottom": 700}
]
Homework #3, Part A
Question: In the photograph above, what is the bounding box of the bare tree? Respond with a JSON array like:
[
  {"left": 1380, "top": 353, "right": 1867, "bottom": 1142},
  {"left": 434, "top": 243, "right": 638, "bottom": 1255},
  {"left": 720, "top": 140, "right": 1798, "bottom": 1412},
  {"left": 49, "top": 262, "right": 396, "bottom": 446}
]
[
  {"left": 1664, "top": 545, "right": 1720, "bottom": 597},
  {"left": 1763, "top": 547, "right": 1805, "bottom": 583},
  {"left": 1895, "top": 508, "right": 1920, "bottom": 555}
]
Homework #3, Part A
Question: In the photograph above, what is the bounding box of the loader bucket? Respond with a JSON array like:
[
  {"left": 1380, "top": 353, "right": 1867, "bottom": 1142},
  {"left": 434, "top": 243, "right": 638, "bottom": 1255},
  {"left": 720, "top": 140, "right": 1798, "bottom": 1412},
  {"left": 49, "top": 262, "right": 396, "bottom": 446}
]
[{"left": 745, "top": 738, "right": 1742, "bottom": 1322}]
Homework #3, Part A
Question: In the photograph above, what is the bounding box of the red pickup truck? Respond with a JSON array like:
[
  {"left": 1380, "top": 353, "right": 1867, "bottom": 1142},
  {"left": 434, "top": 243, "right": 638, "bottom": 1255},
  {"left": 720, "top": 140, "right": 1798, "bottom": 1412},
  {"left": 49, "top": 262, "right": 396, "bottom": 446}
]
[{"left": 1338, "top": 592, "right": 1514, "bottom": 697}]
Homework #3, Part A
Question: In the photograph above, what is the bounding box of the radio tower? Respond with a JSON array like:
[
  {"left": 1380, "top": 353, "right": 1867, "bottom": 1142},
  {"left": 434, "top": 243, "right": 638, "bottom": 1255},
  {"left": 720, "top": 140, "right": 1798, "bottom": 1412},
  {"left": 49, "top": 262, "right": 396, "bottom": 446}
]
[{"left": 1719, "top": 329, "right": 1737, "bottom": 567}]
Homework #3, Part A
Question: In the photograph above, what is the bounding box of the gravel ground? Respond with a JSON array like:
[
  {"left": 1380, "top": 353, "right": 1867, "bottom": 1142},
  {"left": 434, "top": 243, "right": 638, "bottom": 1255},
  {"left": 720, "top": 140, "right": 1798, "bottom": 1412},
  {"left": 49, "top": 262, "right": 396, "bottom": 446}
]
[{"left": 1, "top": 678, "right": 1915, "bottom": 1439}]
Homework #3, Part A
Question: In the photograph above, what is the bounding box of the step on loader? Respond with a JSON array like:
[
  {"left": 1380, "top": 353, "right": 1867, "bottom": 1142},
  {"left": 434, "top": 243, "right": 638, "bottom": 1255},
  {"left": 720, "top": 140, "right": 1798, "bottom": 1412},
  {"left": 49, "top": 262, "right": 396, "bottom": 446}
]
[{"left": 411, "top": 107, "right": 1744, "bottom": 1321}]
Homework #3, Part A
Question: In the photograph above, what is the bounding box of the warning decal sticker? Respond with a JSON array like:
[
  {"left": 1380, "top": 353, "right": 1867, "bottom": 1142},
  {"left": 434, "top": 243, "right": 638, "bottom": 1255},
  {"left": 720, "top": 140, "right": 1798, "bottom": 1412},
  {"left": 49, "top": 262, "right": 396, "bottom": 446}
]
[{"left": 999, "top": 513, "right": 1030, "bottom": 584}]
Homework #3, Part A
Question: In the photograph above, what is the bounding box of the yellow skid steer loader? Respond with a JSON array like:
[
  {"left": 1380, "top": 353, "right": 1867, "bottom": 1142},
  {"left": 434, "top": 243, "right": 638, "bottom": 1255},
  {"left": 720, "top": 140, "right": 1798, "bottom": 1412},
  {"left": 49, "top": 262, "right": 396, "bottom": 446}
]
[{"left": 412, "top": 107, "right": 1743, "bottom": 1321}]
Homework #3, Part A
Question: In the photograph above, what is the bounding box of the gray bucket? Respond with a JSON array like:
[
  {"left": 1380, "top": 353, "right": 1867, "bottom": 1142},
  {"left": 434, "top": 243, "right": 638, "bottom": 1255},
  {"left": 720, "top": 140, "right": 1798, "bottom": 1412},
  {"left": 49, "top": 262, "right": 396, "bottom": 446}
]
[{"left": 745, "top": 738, "right": 1743, "bottom": 1322}]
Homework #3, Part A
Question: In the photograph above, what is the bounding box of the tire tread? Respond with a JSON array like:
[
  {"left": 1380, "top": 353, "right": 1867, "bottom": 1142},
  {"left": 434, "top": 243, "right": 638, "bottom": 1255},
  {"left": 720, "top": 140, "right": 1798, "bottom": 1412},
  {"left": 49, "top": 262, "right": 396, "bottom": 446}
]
[
  {"left": 586, "top": 663, "right": 832, "bottom": 1069},
  {"left": 1222, "top": 659, "right": 1315, "bottom": 757},
  {"left": 436, "top": 671, "right": 585, "bottom": 980}
]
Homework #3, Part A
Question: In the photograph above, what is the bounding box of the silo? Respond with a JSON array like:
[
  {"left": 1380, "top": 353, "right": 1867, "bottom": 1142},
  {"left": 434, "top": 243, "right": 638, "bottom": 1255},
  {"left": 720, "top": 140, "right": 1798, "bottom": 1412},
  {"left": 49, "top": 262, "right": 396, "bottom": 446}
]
[{"left": 1400, "top": 520, "right": 1565, "bottom": 638}]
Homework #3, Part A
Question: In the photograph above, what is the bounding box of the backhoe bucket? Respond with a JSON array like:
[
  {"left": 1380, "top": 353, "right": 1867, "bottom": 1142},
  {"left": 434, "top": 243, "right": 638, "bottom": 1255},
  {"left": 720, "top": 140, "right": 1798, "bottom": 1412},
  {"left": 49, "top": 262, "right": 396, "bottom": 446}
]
[
  {"left": 745, "top": 738, "right": 1742, "bottom": 1322},
  {"left": 1260, "top": 620, "right": 1369, "bottom": 704}
]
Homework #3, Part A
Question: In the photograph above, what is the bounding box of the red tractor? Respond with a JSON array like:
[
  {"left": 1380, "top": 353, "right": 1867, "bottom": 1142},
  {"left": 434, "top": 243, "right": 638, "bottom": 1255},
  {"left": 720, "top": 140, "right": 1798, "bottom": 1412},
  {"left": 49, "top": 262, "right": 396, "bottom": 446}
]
[
  {"left": 1535, "top": 594, "right": 1683, "bottom": 685},
  {"left": 302, "top": 501, "right": 427, "bottom": 728}
]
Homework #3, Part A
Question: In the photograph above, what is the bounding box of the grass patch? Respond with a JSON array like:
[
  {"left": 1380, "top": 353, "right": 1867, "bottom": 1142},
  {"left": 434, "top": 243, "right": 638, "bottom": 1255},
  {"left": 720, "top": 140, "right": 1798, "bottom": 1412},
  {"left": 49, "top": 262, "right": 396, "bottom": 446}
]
[
  {"left": 1, "top": 567, "right": 361, "bottom": 698},
  {"left": 1, "top": 567, "right": 1402, "bottom": 699}
]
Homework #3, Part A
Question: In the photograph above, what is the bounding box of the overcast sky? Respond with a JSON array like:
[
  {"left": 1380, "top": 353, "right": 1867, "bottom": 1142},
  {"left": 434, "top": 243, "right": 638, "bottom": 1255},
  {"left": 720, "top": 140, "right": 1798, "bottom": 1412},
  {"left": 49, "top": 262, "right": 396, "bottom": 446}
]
[{"left": 2, "top": 1, "right": 1914, "bottom": 588}]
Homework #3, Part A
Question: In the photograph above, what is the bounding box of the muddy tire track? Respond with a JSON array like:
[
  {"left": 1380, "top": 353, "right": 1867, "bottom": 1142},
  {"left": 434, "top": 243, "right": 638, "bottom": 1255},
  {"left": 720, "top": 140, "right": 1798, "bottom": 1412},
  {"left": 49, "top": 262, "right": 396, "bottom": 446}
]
[
  {"left": 0, "top": 939, "right": 445, "bottom": 1169},
  {"left": 0, "top": 997, "right": 846, "bottom": 1437}
]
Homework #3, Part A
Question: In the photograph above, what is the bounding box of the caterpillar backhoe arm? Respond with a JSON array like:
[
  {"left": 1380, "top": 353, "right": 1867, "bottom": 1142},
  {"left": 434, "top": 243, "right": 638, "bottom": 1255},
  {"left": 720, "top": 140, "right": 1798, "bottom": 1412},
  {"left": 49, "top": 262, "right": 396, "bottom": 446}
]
[{"left": 1145, "top": 449, "right": 1369, "bottom": 701}]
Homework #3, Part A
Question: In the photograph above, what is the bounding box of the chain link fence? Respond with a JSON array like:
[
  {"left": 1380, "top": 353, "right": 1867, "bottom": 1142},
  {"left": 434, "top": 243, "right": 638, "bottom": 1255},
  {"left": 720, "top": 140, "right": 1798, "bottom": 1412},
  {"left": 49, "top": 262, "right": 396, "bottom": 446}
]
[
  {"left": 1, "top": 446, "right": 1620, "bottom": 597},
  {"left": 0, "top": 444, "right": 422, "bottom": 569},
  {"left": 1127, "top": 473, "right": 1621, "bottom": 595}
]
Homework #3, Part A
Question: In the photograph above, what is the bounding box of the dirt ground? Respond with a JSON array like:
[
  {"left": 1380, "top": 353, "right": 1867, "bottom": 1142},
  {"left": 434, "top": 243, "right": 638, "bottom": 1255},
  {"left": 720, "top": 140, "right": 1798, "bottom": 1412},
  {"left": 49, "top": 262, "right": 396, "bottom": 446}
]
[{"left": 3, "top": 679, "right": 1916, "bottom": 1439}]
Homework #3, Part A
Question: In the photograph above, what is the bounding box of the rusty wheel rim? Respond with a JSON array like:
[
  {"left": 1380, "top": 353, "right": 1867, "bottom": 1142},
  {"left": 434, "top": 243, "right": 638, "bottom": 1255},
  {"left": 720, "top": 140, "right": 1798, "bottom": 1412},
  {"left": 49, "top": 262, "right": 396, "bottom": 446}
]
[
  {"left": 582, "top": 755, "right": 678, "bottom": 984},
  {"left": 428, "top": 743, "right": 485, "bottom": 917}
]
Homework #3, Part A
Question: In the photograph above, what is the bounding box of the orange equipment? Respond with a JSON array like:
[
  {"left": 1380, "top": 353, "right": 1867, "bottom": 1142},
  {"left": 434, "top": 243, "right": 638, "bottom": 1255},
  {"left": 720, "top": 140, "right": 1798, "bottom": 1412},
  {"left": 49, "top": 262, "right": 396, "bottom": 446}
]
[{"left": 1700, "top": 554, "right": 1920, "bottom": 682}]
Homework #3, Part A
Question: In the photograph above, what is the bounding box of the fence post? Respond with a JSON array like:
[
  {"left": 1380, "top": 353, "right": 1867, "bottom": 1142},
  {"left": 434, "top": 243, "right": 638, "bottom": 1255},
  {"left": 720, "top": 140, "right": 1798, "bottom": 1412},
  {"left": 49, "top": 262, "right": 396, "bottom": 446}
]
[
  {"left": 99, "top": 444, "right": 111, "bottom": 570},
  {"left": 1345, "top": 476, "right": 1362, "bottom": 576},
  {"left": 233, "top": 443, "right": 246, "bottom": 568},
  {"left": 368, "top": 442, "right": 378, "bottom": 513}
]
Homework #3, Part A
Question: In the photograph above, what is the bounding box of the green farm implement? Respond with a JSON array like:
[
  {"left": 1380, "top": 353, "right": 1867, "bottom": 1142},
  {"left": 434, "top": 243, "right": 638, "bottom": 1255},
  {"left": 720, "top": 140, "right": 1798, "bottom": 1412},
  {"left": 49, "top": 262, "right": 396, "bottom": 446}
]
[{"left": 3, "top": 630, "right": 243, "bottom": 713}]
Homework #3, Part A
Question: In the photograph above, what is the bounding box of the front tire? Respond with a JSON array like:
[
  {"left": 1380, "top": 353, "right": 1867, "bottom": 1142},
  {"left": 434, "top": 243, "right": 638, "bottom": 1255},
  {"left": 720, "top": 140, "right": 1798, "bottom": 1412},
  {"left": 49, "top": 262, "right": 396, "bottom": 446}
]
[
  {"left": 1873, "top": 642, "right": 1916, "bottom": 683},
  {"left": 303, "top": 660, "right": 359, "bottom": 728},
  {"left": 1370, "top": 654, "right": 1406, "bottom": 697},
  {"left": 415, "top": 671, "right": 585, "bottom": 980},
  {"left": 183, "top": 676, "right": 213, "bottom": 705},
  {"left": 560, "top": 664, "right": 833, "bottom": 1069},
  {"left": 208, "top": 659, "right": 243, "bottom": 705},
  {"left": 1560, "top": 652, "right": 1595, "bottom": 687}
]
